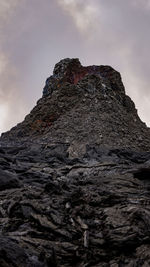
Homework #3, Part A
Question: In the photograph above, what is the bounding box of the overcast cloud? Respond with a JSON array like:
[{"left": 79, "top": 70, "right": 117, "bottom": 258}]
[{"left": 0, "top": 0, "right": 150, "bottom": 133}]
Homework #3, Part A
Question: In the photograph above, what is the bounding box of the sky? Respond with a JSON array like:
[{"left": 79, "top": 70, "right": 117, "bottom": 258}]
[{"left": 0, "top": 0, "right": 150, "bottom": 134}]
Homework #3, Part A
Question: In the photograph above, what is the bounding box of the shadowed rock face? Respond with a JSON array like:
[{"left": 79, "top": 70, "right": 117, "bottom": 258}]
[{"left": 0, "top": 58, "right": 150, "bottom": 266}]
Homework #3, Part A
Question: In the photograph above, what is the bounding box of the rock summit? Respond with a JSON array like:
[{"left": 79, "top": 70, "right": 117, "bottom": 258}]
[{"left": 0, "top": 58, "right": 150, "bottom": 266}]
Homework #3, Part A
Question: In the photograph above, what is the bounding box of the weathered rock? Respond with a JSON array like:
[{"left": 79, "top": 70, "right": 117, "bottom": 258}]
[
  {"left": 0, "top": 58, "right": 150, "bottom": 266},
  {"left": 0, "top": 169, "right": 20, "bottom": 191},
  {"left": 1, "top": 58, "right": 150, "bottom": 152}
]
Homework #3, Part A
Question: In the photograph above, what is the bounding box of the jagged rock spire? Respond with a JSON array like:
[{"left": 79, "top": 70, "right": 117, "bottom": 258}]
[
  {"left": 1, "top": 58, "right": 150, "bottom": 153},
  {"left": 1, "top": 59, "right": 150, "bottom": 266},
  {"left": 43, "top": 58, "right": 125, "bottom": 96}
]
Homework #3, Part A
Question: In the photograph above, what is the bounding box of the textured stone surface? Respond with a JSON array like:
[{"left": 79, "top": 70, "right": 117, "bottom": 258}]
[
  {"left": 2, "top": 58, "right": 150, "bottom": 152},
  {"left": 0, "top": 58, "right": 150, "bottom": 266}
]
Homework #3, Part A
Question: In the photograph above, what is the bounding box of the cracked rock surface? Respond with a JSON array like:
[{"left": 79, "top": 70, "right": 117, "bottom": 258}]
[{"left": 0, "top": 58, "right": 150, "bottom": 266}]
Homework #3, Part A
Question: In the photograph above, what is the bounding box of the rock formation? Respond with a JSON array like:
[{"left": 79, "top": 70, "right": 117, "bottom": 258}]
[{"left": 0, "top": 58, "right": 150, "bottom": 266}]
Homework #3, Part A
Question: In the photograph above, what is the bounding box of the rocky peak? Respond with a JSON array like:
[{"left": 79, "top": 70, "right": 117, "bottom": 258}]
[
  {"left": 1, "top": 58, "right": 150, "bottom": 153},
  {"left": 43, "top": 58, "right": 125, "bottom": 96},
  {"left": 1, "top": 59, "right": 150, "bottom": 266}
]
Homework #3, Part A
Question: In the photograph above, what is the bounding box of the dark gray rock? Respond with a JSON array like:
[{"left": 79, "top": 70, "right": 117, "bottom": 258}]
[
  {"left": 1, "top": 58, "right": 150, "bottom": 153},
  {"left": 0, "top": 169, "right": 20, "bottom": 191},
  {"left": 0, "top": 58, "right": 150, "bottom": 266}
]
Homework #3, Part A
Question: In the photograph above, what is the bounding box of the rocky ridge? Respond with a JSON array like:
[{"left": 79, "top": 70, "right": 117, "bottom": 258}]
[{"left": 0, "top": 58, "right": 150, "bottom": 266}]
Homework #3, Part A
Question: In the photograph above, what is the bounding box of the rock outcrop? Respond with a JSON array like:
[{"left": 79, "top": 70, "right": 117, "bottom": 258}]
[
  {"left": 0, "top": 58, "right": 150, "bottom": 266},
  {"left": 2, "top": 58, "right": 150, "bottom": 153}
]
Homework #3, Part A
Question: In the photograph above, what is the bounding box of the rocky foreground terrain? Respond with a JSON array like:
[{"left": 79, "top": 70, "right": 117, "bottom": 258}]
[{"left": 0, "top": 58, "right": 150, "bottom": 266}]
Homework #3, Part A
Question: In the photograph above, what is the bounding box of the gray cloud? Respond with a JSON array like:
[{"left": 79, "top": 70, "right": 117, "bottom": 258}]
[
  {"left": 0, "top": 0, "right": 25, "bottom": 131},
  {"left": 132, "top": 0, "right": 150, "bottom": 9},
  {"left": 57, "top": 0, "right": 99, "bottom": 35},
  {"left": 0, "top": 0, "right": 150, "bottom": 133}
]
